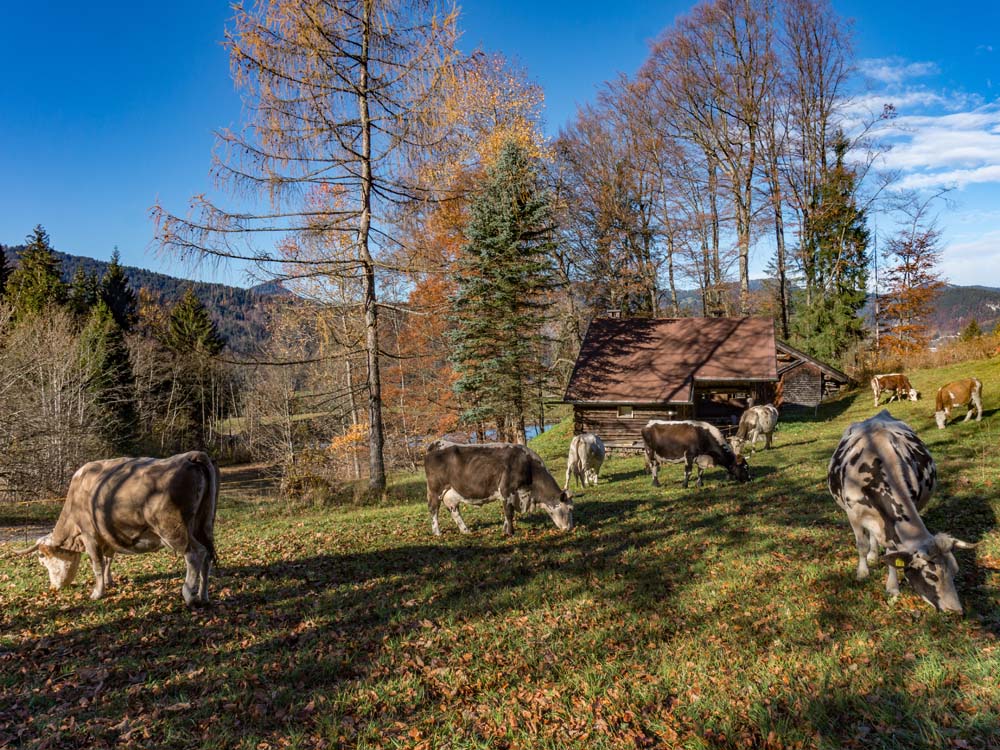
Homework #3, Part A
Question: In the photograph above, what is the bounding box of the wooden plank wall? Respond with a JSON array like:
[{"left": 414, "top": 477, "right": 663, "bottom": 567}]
[{"left": 574, "top": 405, "right": 694, "bottom": 447}]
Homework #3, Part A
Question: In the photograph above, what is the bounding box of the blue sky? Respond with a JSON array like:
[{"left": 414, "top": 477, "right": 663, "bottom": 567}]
[{"left": 1, "top": 1, "right": 998, "bottom": 288}]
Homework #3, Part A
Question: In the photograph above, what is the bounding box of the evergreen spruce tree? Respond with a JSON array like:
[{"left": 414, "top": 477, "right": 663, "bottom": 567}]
[
  {"left": 99, "top": 249, "right": 138, "bottom": 332},
  {"left": 960, "top": 319, "right": 983, "bottom": 341},
  {"left": 68, "top": 267, "right": 101, "bottom": 318},
  {"left": 449, "top": 141, "right": 557, "bottom": 443},
  {"left": 165, "top": 288, "right": 226, "bottom": 355},
  {"left": 0, "top": 244, "right": 10, "bottom": 298},
  {"left": 790, "top": 134, "right": 870, "bottom": 364},
  {"left": 162, "top": 288, "right": 226, "bottom": 450},
  {"left": 80, "top": 300, "right": 138, "bottom": 453},
  {"left": 6, "top": 225, "right": 68, "bottom": 318}
]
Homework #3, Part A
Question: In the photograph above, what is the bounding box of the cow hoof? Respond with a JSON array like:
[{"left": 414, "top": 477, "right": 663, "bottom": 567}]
[
  {"left": 90, "top": 589, "right": 104, "bottom": 600},
  {"left": 182, "top": 584, "right": 197, "bottom": 606}
]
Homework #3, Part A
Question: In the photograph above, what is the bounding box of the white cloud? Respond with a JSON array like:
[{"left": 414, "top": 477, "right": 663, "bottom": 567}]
[
  {"left": 940, "top": 229, "right": 1000, "bottom": 286},
  {"left": 858, "top": 57, "right": 940, "bottom": 85},
  {"left": 872, "top": 102, "right": 1000, "bottom": 191}
]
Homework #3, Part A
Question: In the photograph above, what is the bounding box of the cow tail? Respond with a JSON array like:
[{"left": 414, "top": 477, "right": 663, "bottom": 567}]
[{"left": 190, "top": 453, "right": 219, "bottom": 564}]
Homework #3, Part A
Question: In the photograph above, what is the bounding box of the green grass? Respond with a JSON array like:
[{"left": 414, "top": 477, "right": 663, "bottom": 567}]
[{"left": 3, "top": 358, "right": 1000, "bottom": 748}]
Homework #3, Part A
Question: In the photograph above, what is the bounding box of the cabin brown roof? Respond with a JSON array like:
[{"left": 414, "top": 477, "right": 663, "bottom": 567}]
[{"left": 563, "top": 317, "right": 778, "bottom": 405}]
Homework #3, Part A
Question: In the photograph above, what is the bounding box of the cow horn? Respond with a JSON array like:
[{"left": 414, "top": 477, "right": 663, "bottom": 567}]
[
  {"left": 13, "top": 541, "right": 41, "bottom": 556},
  {"left": 952, "top": 538, "right": 977, "bottom": 550}
]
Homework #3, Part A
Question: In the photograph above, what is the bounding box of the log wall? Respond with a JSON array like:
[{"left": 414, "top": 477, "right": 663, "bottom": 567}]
[{"left": 573, "top": 405, "right": 694, "bottom": 447}]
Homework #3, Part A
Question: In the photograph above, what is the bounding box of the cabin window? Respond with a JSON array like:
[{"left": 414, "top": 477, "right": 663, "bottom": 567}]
[{"left": 617, "top": 405, "right": 634, "bottom": 418}]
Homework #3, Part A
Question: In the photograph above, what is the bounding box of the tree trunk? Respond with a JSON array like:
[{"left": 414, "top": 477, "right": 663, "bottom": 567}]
[{"left": 358, "top": 2, "right": 386, "bottom": 492}]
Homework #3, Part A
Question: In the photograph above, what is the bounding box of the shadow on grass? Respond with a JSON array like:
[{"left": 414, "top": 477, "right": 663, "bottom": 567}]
[{"left": 5, "top": 445, "right": 1000, "bottom": 749}]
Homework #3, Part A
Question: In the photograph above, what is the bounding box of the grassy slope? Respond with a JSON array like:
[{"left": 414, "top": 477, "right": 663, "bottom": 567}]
[{"left": 3, "top": 360, "right": 1000, "bottom": 749}]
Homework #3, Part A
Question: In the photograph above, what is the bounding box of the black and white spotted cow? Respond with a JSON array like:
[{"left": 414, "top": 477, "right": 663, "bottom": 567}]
[{"left": 827, "top": 410, "right": 974, "bottom": 613}]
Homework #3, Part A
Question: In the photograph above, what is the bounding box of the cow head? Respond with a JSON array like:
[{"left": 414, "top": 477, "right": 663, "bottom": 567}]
[
  {"left": 728, "top": 454, "right": 751, "bottom": 483},
  {"left": 884, "top": 534, "right": 975, "bottom": 613},
  {"left": 544, "top": 490, "right": 574, "bottom": 531},
  {"left": 934, "top": 410, "right": 948, "bottom": 429},
  {"left": 908, "top": 388, "right": 920, "bottom": 401},
  {"left": 16, "top": 535, "right": 82, "bottom": 591}
]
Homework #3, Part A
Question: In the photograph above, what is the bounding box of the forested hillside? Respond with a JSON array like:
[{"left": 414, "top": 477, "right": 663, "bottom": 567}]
[{"left": 4, "top": 244, "right": 285, "bottom": 353}]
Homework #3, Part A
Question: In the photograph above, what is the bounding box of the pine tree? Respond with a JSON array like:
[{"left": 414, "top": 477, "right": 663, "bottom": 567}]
[
  {"left": 790, "top": 134, "right": 870, "bottom": 363},
  {"left": 165, "top": 288, "right": 226, "bottom": 356},
  {"left": 80, "top": 301, "right": 137, "bottom": 453},
  {"left": 0, "top": 244, "right": 10, "bottom": 298},
  {"left": 449, "top": 141, "right": 557, "bottom": 443},
  {"left": 162, "top": 288, "right": 227, "bottom": 451},
  {"left": 99, "top": 249, "right": 138, "bottom": 332},
  {"left": 960, "top": 319, "right": 983, "bottom": 341},
  {"left": 6, "top": 225, "right": 68, "bottom": 318},
  {"left": 67, "top": 267, "right": 101, "bottom": 318}
]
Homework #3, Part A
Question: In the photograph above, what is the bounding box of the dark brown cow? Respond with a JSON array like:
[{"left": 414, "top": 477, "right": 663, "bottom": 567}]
[
  {"left": 424, "top": 442, "right": 573, "bottom": 536},
  {"left": 16, "top": 452, "right": 219, "bottom": 605},
  {"left": 934, "top": 377, "right": 983, "bottom": 429},
  {"left": 640, "top": 420, "right": 750, "bottom": 488},
  {"left": 871, "top": 373, "right": 919, "bottom": 407},
  {"left": 828, "top": 410, "right": 973, "bottom": 613}
]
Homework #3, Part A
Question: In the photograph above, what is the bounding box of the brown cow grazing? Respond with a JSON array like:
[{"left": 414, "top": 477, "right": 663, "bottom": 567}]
[
  {"left": 934, "top": 378, "right": 983, "bottom": 429},
  {"left": 641, "top": 420, "right": 750, "bottom": 488},
  {"left": 828, "top": 411, "right": 974, "bottom": 613},
  {"left": 16, "top": 452, "right": 219, "bottom": 605},
  {"left": 871, "top": 373, "right": 919, "bottom": 407},
  {"left": 425, "top": 441, "right": 573, "bottom": 536}
]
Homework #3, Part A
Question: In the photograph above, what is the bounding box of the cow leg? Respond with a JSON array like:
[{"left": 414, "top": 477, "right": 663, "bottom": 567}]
[
  {"left": 682, "top": 459, "right": 692, "bottom": 489},
  {"left": 81, "top": 537, "right": 106, "bottom": 600},
  {"left": 765, "top": 430, "right": 773, "bottom": 449},
  {"left": 884, "top": 563, "right": 901, "bottom": 599},
  {"left": 851, "top": 524, "right": 872, "bottom": 580},
  {"left": 197, "top": 553, "right": 212, "bottom": 603},
  {"left": 428, "top": 488, "right": 443, "bottom": 536},
  {"left": 564, "top": 464, "right": 572, "bottom": 492},
  {"left": 974, "top": 391, "right": 983, "bottom": 421},
  {"left": 442, "top": 489, "right": 470, "bottom": 534},
  {"left": 183, "top": 540, "right": 208, "bottom": 606},
  {"left": 649, "top": 453, "right": 660, "bottom": 487},
  {"left": 963, "top": 405, "right": 974, "bottom": 422},
  {"left": 695, "top": 463, "right": 705, "bottom": 488},
  {"left": 501, "top": 498, "right": 516, "bottom": 536},
  {"left": 102, "top": 553, "right": 114, "bottom": 590}
]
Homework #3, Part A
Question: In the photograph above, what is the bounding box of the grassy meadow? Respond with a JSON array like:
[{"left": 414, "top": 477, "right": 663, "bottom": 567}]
[{"left": 3, "top": 358, "right": 1000, "bottom": 749}]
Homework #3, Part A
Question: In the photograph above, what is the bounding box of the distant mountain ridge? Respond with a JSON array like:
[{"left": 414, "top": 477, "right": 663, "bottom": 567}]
[{"left": 4, "top": 245, "right": 287, "bottom": 353}]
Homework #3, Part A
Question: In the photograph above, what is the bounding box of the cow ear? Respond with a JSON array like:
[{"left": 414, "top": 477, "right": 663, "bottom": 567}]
[
  {"left": 883, "top": 549, "right": 912, "bottom": 568},
  {"left": 560, "top": 490, "right": 573, "bottom": 505},
  {"left": 38, "top": 544, "right": 54, "bottom": 558}
]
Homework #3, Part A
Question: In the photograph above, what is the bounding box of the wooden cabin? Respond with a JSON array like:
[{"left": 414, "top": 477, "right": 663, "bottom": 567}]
[
  {"left": 563, "top": 317, "right": 780, "bottom": 448},
  {"left": 775, "top": 340, "right": 852, "bottom": 410},
  {"left": 563, "top": 317, "right": 853, "bottom": 448}
]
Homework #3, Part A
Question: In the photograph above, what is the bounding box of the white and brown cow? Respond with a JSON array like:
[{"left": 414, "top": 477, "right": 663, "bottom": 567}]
[
  {"left": 828, "top": 410, "right": 974, "bottom": 613},
  {"left": 871, "top": 373, "right": 919, "bottom": 407},
  {"left": 641, "top": 420, "right": 750, "bottom": 489},
  {"left": 731, "top": 404, "right": 779, "bottom": 452},
  {"left": 564, "top": 432, "right": 606, "bottom": 489},
  {"left": 934, "top": 377, "right": 983, "bottom": 429},
  {"left": 16, "top": 452, "right": 219, "bottom": 605},
  {"left": 424, "top": 441, "right": 573, "bottom": 536}
]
